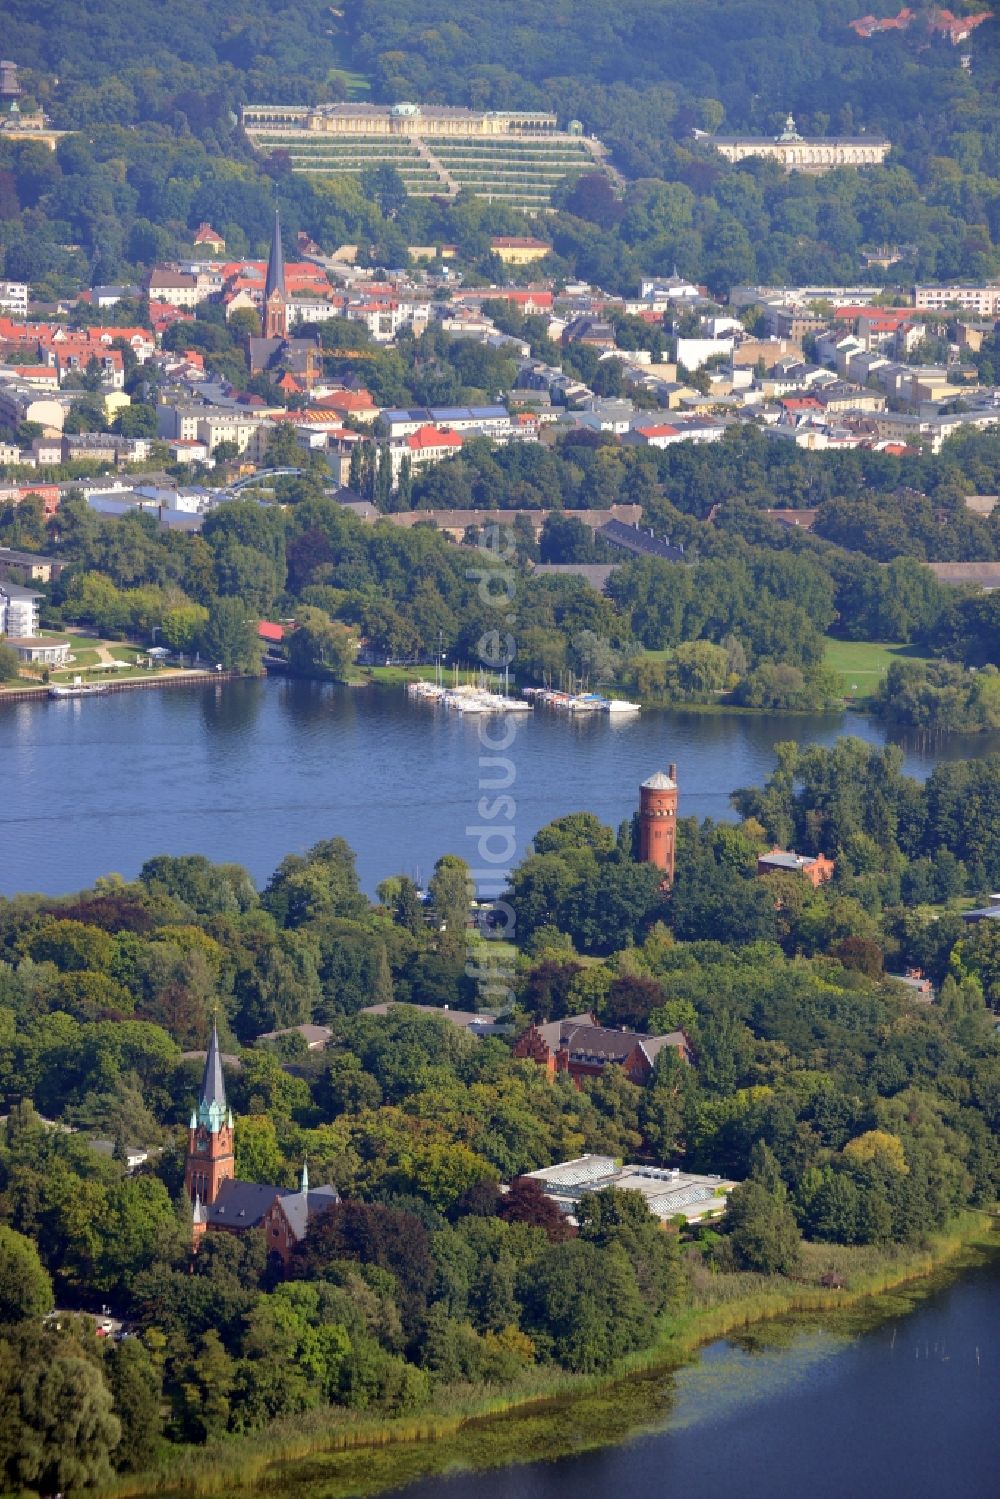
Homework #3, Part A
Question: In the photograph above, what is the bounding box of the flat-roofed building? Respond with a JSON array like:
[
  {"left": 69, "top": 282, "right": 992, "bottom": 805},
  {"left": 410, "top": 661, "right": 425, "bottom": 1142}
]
[
  {"left": 524, "top": 1154, "right": 735, "bottom": 1225},
  {"left": 914, "top": 284, "right": 1000, "bottom": 317}
]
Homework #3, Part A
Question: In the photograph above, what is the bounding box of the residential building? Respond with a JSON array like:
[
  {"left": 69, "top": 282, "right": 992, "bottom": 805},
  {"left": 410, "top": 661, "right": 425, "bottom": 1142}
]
[
  {"left": 0, "top": 579, "right": 41, "bottom": 637},
  {"left": 757, "top": 848, "right": 836, "bottom": 886},
  {"left": 0, "top": 281, "right": 28, "bottom": 317},
  {"left": 32, "top": 435, "right": 64, "bottom": 466},
  {"left": 193, "top": 223, "right": 226, "bottom": 254},
  {"left": 562, "top": 315, "right": 617, "bottom": 350},
  {"left": 0, "top": 542, "right": 62, "bottom": 581},
  {"left": 849, "top": 8, "right": 992, "bottom": 44},
  {"left": 381, "top": 405, "right": 512, "bottom": 441},
  {"left": 639, "top": 272, "right": 702, "bottom": 302},
  {"left": 157, "top": 404, "right": 266, "bottom": 456},
  {"left": 0, "top": 383, "right": 65, "bottom": 433},
  {"left": 513, "top": 1012, "right": 692, "bottom": 1085},
  {"left": 62, "top": 433, "right": 124, "bottom": 467},
  {"left": 525, "top": 1155, "right": 735, "bottom": 1225},
  {"left": 391, "top": 423, "right": 464, "bottom": 476},
  {"left": 146, "top": 270, "right": 202, "bottom": 309},
  {"left": 763, "top": 305, "right": 831, "bottom": 341},
  {"left": 676, "top": 336, "right": 734, "bottom": 371},
  {"left": 914, "top": 283, "right": 1000, "bottom": 317},
  {"left": 490, "top": 236, "right": 550, "bottom": 265},
  {"left": 599, "top": 518, "right": 686, "bottom": 562}
]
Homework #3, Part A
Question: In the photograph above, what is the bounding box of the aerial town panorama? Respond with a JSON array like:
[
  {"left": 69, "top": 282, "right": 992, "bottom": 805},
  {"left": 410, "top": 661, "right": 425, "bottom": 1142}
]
[{"left": 0, "top": 3, "right": 999, "bottom": 1497}]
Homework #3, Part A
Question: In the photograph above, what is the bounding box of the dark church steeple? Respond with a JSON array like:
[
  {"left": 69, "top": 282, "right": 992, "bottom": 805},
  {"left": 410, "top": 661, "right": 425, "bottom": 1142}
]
[
  {"left": 184, "top": 1020, "right": 235, "bottom": 1207},
  {"left": 262, "top": 207, "right": 288, "bottom": 339}
]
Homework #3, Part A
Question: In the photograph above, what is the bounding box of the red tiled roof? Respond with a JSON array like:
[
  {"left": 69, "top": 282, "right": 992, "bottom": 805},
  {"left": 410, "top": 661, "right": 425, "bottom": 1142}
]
[
  {"left": 322, "top": 389, "right": 376, "bottom": 412},
  {"left": 257, "top": 621, "right": 284, "bottom": 643},
  {"left": 406, "top": 424, "right": 463, "bottom": 452}
]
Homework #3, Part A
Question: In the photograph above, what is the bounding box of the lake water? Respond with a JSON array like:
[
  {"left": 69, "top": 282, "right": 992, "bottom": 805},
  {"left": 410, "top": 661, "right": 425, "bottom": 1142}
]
[
  {"left": 390, "top": 1257, "right": 1000, "bottom": 1499},
  {"left": 4, "top": 682, "right": 1000, "bottom": 1495},
  {"left": 3, "top": 679, "right": 998, "bottom": 897}
]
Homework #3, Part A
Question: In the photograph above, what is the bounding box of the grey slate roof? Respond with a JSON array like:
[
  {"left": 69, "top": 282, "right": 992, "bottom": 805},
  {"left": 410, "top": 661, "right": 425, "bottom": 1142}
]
[
  {"left": 206, "top": 1178, "right": 339, "bottom": 1236},
  {"left": 205, "top": 1179, "right": 279, "bottom": 1228},
  {"left": 279, "top": 1185, "right": 339, "bottom": 1242},
  {"left": 532, "top": 563, "right": 618, "bottom": 592},
  {"left": 201, "top": 1022, "right": 227, "bottom": 1111},
  {"left": 264, "top": 208, "right": 286, "bottom": 301},
  {"left": 758, "top": 850, "right": 812, "bottom": 871},
  {"left": 598, "top": 519, "right": 685, "bottom": 562}
]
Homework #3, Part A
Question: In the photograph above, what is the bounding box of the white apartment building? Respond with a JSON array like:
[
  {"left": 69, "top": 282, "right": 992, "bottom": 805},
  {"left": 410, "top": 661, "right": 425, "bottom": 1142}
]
[
  {"left": 0, "top": 580, "right": 41, "bottom": 638},
  {"left": 914, "top": 284, "right": 1000, "bottom": 316},
  {"left": 147, "top": 270, "right": 203, "bottom": 309},
  {"left": 157, "top": 405, "right": 264, "bottom": 454},
  {"left": 0, "top": 281, "right": 28, "bottom": 317}
]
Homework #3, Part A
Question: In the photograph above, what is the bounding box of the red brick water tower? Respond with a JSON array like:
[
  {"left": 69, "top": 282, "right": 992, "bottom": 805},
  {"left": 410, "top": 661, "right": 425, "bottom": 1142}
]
[{"left": 639, "top": 765, "right": 678, "bottom": 885}]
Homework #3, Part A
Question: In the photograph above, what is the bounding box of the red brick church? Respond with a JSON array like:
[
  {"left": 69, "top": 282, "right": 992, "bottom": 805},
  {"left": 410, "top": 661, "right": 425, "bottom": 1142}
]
[{"left": 185, "top": 1023, "right": 338, "bottom": 1261}]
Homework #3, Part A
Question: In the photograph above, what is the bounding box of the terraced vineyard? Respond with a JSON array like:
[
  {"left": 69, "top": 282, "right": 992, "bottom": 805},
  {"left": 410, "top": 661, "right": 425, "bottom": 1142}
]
[{"left": 243, "top": 119, "right": 611, "bottom": 208}]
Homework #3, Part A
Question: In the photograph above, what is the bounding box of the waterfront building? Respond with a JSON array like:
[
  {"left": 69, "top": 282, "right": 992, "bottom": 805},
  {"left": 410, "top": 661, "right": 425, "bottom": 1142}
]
[{"left": 0, "top": 578, "right": 41, "bottom": 638}]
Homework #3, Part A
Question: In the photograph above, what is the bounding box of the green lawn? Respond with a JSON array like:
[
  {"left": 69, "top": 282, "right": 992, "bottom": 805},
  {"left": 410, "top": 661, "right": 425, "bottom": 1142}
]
[{"left": 824, "top": 638, "right": 934, "bottom": 700}]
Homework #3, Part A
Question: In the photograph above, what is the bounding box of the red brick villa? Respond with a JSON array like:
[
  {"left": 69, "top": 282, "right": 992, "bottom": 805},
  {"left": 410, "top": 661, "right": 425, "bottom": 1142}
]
[{"left": 513, "top": 1013, "right": 692, "bottom": 1085}]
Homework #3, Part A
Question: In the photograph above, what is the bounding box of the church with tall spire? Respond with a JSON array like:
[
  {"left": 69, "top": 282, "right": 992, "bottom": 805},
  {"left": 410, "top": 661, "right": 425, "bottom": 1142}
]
[
  {"left": 262, "top": 206, "right": 288, "bottom": 340},
  {"left": 245, "top": 207, "right": 322, "bottom": 384},
  {"left": 185, "top": 1021, "right": 338, "bottom": 1261},
  {"left": 183, "top": 1020, "right": 234, "bottom": 1206}
]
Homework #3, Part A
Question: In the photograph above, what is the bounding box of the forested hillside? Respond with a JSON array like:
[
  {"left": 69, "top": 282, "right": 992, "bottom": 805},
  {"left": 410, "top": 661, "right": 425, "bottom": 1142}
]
[{"left": 1, "top": 1, "right": 999, "bottom": 287}]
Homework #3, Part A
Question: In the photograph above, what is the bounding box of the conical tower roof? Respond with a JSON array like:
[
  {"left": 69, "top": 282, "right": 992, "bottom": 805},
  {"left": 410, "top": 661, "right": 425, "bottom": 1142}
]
[
  {"left": 200, "top": 1020, "right": 227, "bottom": 1114},
  {"left": 642, "top": 769, "right": 677, "bottom": 790},
  {"left": 264, "top": 207, "right": 286, "bottom": 301}
]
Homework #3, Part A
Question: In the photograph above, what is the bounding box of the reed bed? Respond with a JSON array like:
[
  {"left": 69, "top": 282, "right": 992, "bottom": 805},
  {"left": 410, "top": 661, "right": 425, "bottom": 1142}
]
[{"left": 99, "top": 1212, "right": 997, "bottom": 1499}]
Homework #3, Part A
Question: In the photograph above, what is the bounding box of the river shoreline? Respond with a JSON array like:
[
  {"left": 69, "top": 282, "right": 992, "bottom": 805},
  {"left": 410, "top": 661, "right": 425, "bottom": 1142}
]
[
  {"left": 0, "top": 667, "right": 249, "bottom": 704},
  {"left": 101, "top": 1212, "right": 998, "bottom": 1499}
]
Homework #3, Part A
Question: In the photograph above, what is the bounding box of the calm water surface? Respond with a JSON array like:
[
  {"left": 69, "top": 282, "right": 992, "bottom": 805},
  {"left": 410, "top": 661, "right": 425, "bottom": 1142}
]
[
  {"left": 2, "top": 679, "right": 998, "bottom": 896},
  {"left": 392, "top": 1259, "right": 1000, "bottom": 1499}
]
